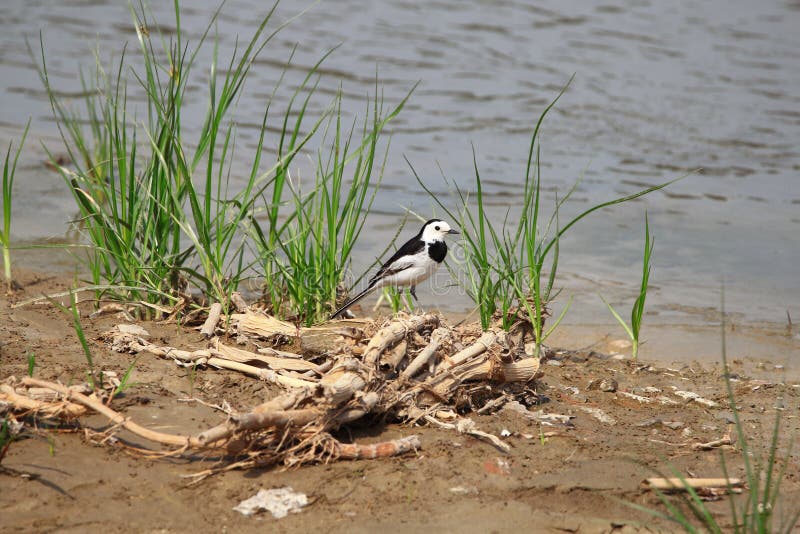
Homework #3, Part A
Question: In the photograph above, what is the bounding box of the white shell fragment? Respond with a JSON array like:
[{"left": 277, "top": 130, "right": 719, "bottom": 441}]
[{"left": 233, "top": 487, "right": 309, "bottom": 518}]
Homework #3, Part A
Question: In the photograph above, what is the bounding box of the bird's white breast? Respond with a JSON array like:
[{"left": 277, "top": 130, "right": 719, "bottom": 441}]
[{"left": 379, "top": 246, "right": 439, "bottom": 288}]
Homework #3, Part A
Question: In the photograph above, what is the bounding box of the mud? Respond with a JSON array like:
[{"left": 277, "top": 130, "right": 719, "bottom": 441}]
[{"left": 2, "top": 269, "right": 798, "bottom": 533}]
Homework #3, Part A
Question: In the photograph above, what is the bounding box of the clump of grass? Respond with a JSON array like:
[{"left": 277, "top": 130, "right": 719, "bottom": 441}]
[
  {"left": 36, "top": 1, "right": 411, "bottom": 323},
  {"left": 411, "top": 85, "right": 577, "bottom": 338},
  {"left": 626, "top": 290, "right": 798, "bottom": 532},
  {"left": 1, "top": 121, "right": 30, "bottom": 292},
  {"left": 36, "top": 7, "right": 197, "bottom": 310},
  {"left": 160, "top": 8, "right": 336, "bottom": 311},
  {"left": 253, "top": 87, "right": 412, "bottom": 325},
  {"left": 600, "top": 212, "right": 654, "bottom": 360},
  {"left": 34, "top": 2, "right": 324, "bottom": 315},
  {"left": 414, "top": 79, "right": 680, "bottom": 356}
]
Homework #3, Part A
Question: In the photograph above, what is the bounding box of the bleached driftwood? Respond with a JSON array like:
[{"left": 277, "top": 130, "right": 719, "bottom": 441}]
[
  {"left": 424, "top": 415, "right": 511, "bottom": 453},
  {"left": 232, "top": 312, "right": 373, "bottom": 355},
  {"left": 691, "top": 425, "right": 736, "bottom": 451},
  {"left": 363, "top": 314, "right": 439, "bottom": 366},
  {"left": 229, "top": 292, "right": 249, "bottom": 313},
  {"left": 0, "top": 383, "right": 87, "bottom": 418},
  {"left": 431, "top": 356, "right": 541, "bottom": 398},
  {"left": 381, "top": 339, "right": 408, "bottom": 370},
  {"left": 319, "top": 360, "right": 369, "bottom": 406},
  {"left": 6, "top": 378, "right": 415, "bottom": 469},
  {"left": 197, "top": 407, "right": 322, "bottom": 446},
  {"left": 104, "top": 331, "right": 321, "bottom": 390},
  {"left": 233, "top": 312, "right": 298, "bottom": 339},
  {"left": 5, "top": 311, "right": 547, "bottom": 475},
  {"left": 644, "top": 478, "right": 744, "bottom": 491},
  {"left": 19, "top": 377, "right": 200, "bottom": 447},
  {"left": 437, "top": 331, "right": 496, "bottom": 372},
  {"left": 211, "top": 339, "right": 319, "bottom": 373},
  {"left": 402, "top": 327, "right": 450, "bottom": 379},
  {"left": 298, "top": 319, "right": 372, "bottom": 354},
  {"left": 200, "top": 302, "right": 223, "bottom": 338}
]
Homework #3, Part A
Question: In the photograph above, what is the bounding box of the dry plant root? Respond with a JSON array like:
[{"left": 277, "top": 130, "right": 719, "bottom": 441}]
[
  {"left": 19, "top": 377, "right": 199, "bottom": 448},
  {"left": 334, "top": 435, "right": 421, "bottom": 460},
  {"left": 0, "top": 382, "right": 87, "bottom": 419},
  {"left": 2, "top": 311, "right": 546, "bottom": 476},
  {"left": 363, "top": 314, "right": 439, "bottom": 365},
  {"left": 691, "top": 424, "right": 737, "bottom": 451},
  {"left": 200, "top": 302, "right": 223, "bottom": 338},
  {"left": 644, "top": 477, "right": 744, "bottom": 491}
]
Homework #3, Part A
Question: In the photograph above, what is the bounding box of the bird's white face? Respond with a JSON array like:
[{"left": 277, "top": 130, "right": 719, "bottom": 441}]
[{"left": 421, "top": 220, "right": 459, "bottom": 242}]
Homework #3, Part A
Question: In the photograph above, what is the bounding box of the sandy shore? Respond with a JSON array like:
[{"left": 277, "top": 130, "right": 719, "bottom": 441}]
[{"left": 2, "top": 268, "right": 798, "bottom": 532}]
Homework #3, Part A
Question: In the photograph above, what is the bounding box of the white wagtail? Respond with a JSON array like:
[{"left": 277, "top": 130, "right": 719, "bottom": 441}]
[{"left": 329, "top": 218, "right": 459, "bottom": 319}]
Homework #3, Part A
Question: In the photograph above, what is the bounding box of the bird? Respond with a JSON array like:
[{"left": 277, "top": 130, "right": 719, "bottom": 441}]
[{"left": 329, "top": 218, "right": 459, "bottom": 319}]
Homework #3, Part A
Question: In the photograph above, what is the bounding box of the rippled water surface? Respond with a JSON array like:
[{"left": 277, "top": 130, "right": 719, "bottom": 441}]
[{"left": 1, "top": 0, "right": 798, "bottom": 325}]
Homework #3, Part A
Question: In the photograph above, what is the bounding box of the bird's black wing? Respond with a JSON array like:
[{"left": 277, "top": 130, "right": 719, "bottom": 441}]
[{"left": 370, "top": 236, "right": 425, "bottom": 283}]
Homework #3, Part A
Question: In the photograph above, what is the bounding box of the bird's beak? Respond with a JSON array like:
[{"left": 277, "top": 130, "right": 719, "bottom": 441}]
[{"left": 448, "top": 229, "right": 460, "bottom": 235}]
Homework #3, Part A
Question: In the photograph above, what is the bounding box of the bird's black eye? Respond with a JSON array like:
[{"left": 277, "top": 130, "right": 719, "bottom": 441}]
[{"left": 434, "top": 226, "right": 440, "bottom": 231}]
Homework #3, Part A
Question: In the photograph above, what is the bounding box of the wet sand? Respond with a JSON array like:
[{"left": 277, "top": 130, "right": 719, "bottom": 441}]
[{"left": 2, "top": 269, "right": 798, "bottom": 532}]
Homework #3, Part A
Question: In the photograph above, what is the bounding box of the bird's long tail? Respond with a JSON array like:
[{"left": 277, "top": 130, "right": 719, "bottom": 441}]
[{"left": 329, "top": 281, "right": 378, "bottom": 319}]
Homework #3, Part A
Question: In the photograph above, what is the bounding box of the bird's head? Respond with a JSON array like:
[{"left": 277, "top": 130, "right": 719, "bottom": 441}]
[{"left": 421, "top": 219, "right": 459, "bottom": 242}]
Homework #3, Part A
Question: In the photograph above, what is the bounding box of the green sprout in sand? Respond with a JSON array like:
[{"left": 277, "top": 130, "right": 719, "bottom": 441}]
[
  {"left": 600, "top": 212, "right": 654, "bottom": 361},
  {"left": 1, "top": 121, "right": 30, "bottom": 292}
]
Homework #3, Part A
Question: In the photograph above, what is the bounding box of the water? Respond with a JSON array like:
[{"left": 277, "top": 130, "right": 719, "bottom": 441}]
[{"left": 1, "top": 0, "right": 798, "bottom": 326}]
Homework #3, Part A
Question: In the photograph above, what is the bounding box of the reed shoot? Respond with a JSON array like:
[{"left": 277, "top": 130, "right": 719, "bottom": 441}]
[
  {"left": 1, "top": 121, "right": 30, "bottom": 292},
  {"left": 600, "top": 212, "right": 654, "bottom": 360}
]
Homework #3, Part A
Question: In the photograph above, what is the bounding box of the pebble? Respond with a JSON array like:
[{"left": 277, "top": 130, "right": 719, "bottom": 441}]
[
  {"left": 716, "top": 411, "right": 736, "bottom": 424},
  {"left": 587, "top": 378, "right": 618, "bottom": 392},
  {"left": 600, "top": 378, "right": 618, "bottom": 392},
  {"left": 562, "top": 385, "right": 580, "bottom": 396}
]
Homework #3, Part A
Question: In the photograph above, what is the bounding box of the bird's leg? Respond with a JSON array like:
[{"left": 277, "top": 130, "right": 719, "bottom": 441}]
[{"left": 407, "top": 286, "right": 423, "bottom": 315}]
